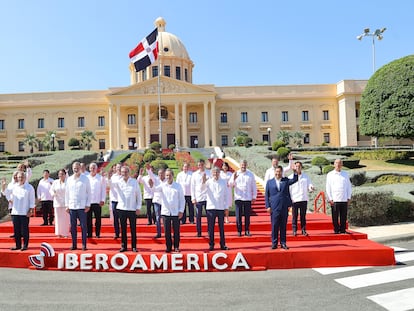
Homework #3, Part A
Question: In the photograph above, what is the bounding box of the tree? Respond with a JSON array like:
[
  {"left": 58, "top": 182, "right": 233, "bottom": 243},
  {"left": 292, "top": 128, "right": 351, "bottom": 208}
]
[
  {"left": 292, "top": 131, "right": 305, "bottom": 147},
  {"left": 232, "top": 131, "right": 249, "bottom": 146},
  {"left": 276, "top": 130, "right": 291, "bottom": 145},
  {"left": 80, "top": 130, "right": 96, "bottom": 151},
  {"left": 360, "top": 55, "right": 414, "bottom": 140},
  {"left": 41, "top": 131, "right": 57, "bottom": 151},
  {"left": 68, "top": 137, "right": 80, "bottom": 149},
  {"left": 23, "top": 134, "right": 38, "bottom": 153},
  {"left": 311, "top": 156, "right": 330, "bottom": 174}
]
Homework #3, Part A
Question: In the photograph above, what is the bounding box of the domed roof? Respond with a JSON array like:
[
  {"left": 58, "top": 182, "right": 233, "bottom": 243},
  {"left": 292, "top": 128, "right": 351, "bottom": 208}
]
[{"left": 155, "top": 17, "right": 190, "bottom": 60}]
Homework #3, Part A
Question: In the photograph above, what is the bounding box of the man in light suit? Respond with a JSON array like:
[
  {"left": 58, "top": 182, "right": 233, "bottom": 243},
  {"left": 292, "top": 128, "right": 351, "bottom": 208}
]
[{"left": 265, "top": 165, "right": 298, "bottom": 250}]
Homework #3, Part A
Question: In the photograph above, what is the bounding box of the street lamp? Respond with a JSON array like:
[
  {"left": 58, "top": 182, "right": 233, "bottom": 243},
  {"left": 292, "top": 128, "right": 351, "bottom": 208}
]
[
  {"left": 267, "top": 127, "right": 272, "bottom": 145},
  {"left": 357, "top": 27, "right": 386, "bottom": 148},
  {"left": 51, "top": 133, "right": 56, "bottom": 151},
  {"left": 357, "top": 27, "right": 386, "bottom": 73}
]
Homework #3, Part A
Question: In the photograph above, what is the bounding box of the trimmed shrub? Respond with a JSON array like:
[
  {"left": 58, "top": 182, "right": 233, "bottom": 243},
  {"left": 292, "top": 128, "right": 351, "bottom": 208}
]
[
  {"left": 387, "top": 197, "right": 414, "bottom": 222},
  {"left": 350, "top": 171, "right": 367, "bottom": 186},
  {"left": 354, "top": 149, "right": 409, "bottom": 161},
  {"left": 312, "top": 156, "right": 330, "bottom": 174},
  {"left": 322, "top": 165, "right": 334, "bottom": 174},
  {"left": 150, "top": 160, "right": 169, "bottom": 170},
  {"left": 348, "top": 191, "right": 392, "bottom": 226},
  {"left": 276, "top": 147, "right": 290, "bottom": 159},
  {"left": 272, "top": 140, "right": 286, "bottom": 151}
]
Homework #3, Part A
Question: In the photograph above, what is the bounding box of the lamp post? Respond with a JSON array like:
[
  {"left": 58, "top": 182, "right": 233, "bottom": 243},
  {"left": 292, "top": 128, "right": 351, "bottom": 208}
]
[
  {"left": 357, "top": 27, "right": 386, "bottom": 148},
  {"left": 267, "top": 127, "right": 272, "bottom": 145},
  {"left": 51, "top": 133, "right": 55, "bottom": 151},
  {"left": 357, "top": 27, "right": 386, "bottom": 74}
]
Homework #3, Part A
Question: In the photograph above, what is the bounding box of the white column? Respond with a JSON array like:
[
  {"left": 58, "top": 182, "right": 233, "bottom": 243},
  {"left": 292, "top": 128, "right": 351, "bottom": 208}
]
[
  {"left": 210, "top": 99, "right": 217, "bottom": 146},
  {"left": 138, "top": 102, "right": 144, "bottom": 148},
  {"left": 338, "top": 97, "right": 357, "bottom": 147},
  {"left": 108, "top": 104, "right": 113, "bottom": 150},
  {"left": 203, "top": 101, "right": 210, "bottom": 147},
  {"left": 116, "top": 103, "right": 121, "bottom": 149},
  {"left": 174, "top": 102, "right": 180, "bottom": 148},
  {"left": 182, "top": 102, "right": 188, "bottom": 147},
  {"left": 145, "top": 103, "right": 150, "bottom": 148}
]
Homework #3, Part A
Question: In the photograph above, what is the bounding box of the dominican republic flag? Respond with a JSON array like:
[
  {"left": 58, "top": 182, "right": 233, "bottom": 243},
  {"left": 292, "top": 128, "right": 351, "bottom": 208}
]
[{"left": 129, "top": 28, "right": 158, "bottom": 72}]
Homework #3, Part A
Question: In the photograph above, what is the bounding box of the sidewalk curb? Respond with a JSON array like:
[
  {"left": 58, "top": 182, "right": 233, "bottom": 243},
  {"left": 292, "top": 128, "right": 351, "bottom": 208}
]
[{"left": 372, "top": 234, "right": 414, "bottom": 244}]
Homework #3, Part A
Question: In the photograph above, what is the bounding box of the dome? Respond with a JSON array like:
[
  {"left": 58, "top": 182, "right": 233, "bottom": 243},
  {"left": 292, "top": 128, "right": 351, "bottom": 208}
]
[{"left": 155, "top": 17, "right": 190, "bottom": 60}]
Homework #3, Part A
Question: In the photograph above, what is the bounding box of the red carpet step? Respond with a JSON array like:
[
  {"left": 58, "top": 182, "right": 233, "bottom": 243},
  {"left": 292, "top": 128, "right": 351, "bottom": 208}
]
[{"left": 0, "top": 213, "right": 395, "bottom": 273}]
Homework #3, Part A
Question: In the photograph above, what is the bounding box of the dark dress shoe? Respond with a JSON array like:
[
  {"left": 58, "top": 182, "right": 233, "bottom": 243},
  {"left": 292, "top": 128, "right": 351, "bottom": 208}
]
[
  {"left": 9, "top": 235, "right": 15, "bottom": 238},
  {"left": 132, "top": 248, "right": 138, "bottom": 252},
  {"left": 197, "top": 233, "right": 202, "bottom": 237},
  {"left": 21, "top": 246, "right": 28, "bottom": 251},
  {"left": 70, "top": 246, "right": 77, "bottom": 251},
  {"left": 245, "top": 231, "right": 251, "bottom": 236},
  {"left": 209, "top": 245, "right": 214, "bottom": 251},
  {"left": 220, "top": 246, "right": 229, "bottom": 250},
  {"left": 165, "top": 249, "right": 171, "bottom": 253},
  {"left": 40, "top": 223, "right": 48, "bottom": 226},
  {"left": 154, "top": 234, "right": 161, "bottom": 238},
  {"left": 302, "top": 230, "right": 308, "bottom": 236},
  {"left": 281, "top": 244, "right": 289, "bottom": 250},
  {"left": 271, "top": 245, "right": 277, "bottom": 250},
  {"left": 237, "top": 232, "right": 242, "bottom": 237},
  {"left": 82, "top": 246, "right": 87, "bottom": 251},
  {"left": 10, "top": 247, "right": 20, "bottom": 251},
  {"left": 119, "top": 248, "right": 127, "bottom": 252},
  {"left": 113, "top": 235, "right": 119, "bottom": 239},
  {"left": 293, "top": 231, "right": 297, "bottom": 236},
  {"left": 174, "top": 248, "right": 180, "bottom": 253}
]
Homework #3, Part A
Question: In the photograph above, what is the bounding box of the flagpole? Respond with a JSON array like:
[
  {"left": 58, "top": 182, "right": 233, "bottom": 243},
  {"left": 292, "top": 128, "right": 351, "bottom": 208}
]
[{"left": 157, "top": 31, "right": 162, "bottom": 148}]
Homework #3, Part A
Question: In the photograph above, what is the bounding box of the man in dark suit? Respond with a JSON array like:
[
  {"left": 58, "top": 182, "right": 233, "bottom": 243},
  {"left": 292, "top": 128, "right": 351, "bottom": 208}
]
[{"left": 265, "top": 165, "right": 298, "bottom": 250}]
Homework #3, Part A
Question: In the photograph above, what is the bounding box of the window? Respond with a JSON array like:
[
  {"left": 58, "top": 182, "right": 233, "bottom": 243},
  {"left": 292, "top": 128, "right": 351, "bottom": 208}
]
[
  {"left": 38, "top": 142, "right": 44, "bottom": 151},
  {"left": 323, "top": 133, "right": 330, "bottom": 144},
  {"left": 261, "top": 112, "right": 269, "bottom": 122},
  {"left": 241, "top": 112, "right": 248, "bottom": 123},
  {"left": 323, "top": 110, "right": 329, "bottom": 121},
  {"left": 355, "top": 109, "right": 359, "bottom": 118},
  {"left": 98, "top": 116, "right": 105, "bottom": 127},
  {"left": 221, "top": 135, "right": 228, "bottom": 146},
  {"left": 18, "top": 141, "right": 24, "bottom": 152},
  {"left": 304, "top": 133, "right": 310, "bottom": 144},
  {"left": 99, "top": 139, "right": 106, "bottom": 150},
  {"left": 78, "top": 117, "right": 85, "bottom": 128},
  {"left": 18, "top": 119, "right": 24, "bottom": 129},
  {"left": 0, "top": 120, "right": 4, "bottom": 130},
  {"left": 175, "top": 67, "right": 181, "bottom": 80},
  {"left": 302, "top": 111, "right": 309, "bottom": 122},
  {"left": 152, "top": 66, "right": 158, "bottom": 78},
  {"left": 282, "top": 111, "right": 289, "bottom": 122},
  {"left": 128, "top": 114, "right": 136, "bottom": 125},
  {"left": 141, "top": 68, "right": 147, "bottom": 81},
  {"left": 189, "top": 112, "right": 198, "bottom": 123},
  {"left": 164, "top": 65, "right": 170, "bottom": 77},
  {"left": 263, "top": 134, "right": 269, "bottom": 143},
  {"left": 58, "top": 117, "right": 65, "bottom": 128},
  {"left": 0, "top": 142, "right": 4, "bottom": 152},
  {"left": 37, "top": 118, "right": 44, "bottom": 129},
  {"left": 185, "top": 69, "right": 188, "bottom": 82},
  {"left": 220, "top": 112, "right": 228, "bottom": 123}
]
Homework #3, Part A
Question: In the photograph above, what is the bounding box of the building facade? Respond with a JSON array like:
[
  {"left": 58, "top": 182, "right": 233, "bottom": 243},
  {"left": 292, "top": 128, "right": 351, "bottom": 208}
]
[{"left": 0, "top": 17, "right": 385, "bottom": 154}]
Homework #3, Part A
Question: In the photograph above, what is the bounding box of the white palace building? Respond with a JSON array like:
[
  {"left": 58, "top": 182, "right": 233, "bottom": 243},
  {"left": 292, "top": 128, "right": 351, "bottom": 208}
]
[{"left": 1, "top": 17, "right": 400, "bottom": 155}]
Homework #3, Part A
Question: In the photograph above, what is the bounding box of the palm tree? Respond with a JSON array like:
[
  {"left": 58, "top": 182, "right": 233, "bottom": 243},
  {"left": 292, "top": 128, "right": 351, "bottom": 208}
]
[
  {"left": 41, "top": 131, "right": 57, "bottom": 151},
  {"left": 23, "top": 134, "right": 39, "bottom": 153},
  {"left": 277, "top": 130, "right": 291, "bottom": 145},
  {"left": 292, "top": 131, "right": 305, "bottom": 147},
  {"left": 80, "top": 130, "right": 96, "bottom": 150}
]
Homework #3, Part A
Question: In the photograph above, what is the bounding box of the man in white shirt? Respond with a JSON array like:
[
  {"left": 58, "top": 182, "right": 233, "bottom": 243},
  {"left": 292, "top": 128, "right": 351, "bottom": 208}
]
[
  {"left": 37, "top": 169, "right": 54, "bottom": 226},
  {"left": 65, "top": 161, "right": 91, "bottom": 251},
  {"left": 176, "top": 162, "right": 194, "bottom": 224},
  {"left": 203, "top": 167, "right": 229, "bottom": 251},
  {"left": 152, "top": 169, "right": 185, "bottom": 253},
  {"left": 191, "top": 159, "right": 211, "bottom": 237},
  {"left": 264, "top": 154, "right": 294, "bottom": 184},
  {"left": 114, "top": 166, "right": 141, "bottom": 252},
  {"left": 146, "top": 165, "right": 166, "bottom": 239},
  {"left": 289, "top": 161, "right": 314, "bottom": 236},
  {"left": 87, "top": 162, "right": 107, "bottom": 238},
  {"left": 9, "top": 172, "right": 35, "bottom": 251},
  {"left": 230, "top": 160, "right": 257, "bottom": 237},
  {"left": 326, "top": 159, "right": 352, "bottom": 234},
  {"left": 108, "top": 163, "right": 122, "bottom": 239},
  {"left": 137, "top": 168, "right": 155, "bottom": 225}
]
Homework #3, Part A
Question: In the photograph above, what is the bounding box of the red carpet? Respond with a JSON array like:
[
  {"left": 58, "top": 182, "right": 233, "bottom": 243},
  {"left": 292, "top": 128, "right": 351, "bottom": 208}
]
[{"left": 0, "top": 211, "right": 395, "bottom": 273}]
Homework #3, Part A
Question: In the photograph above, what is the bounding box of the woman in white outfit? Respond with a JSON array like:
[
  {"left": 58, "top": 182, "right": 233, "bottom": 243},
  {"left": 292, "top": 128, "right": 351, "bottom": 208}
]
[
  {"left": 220, "top": 162, "right": 233, "bottom": 224},
  {"left": 50, "top": 169, "right": 70, "bottom": 237}
]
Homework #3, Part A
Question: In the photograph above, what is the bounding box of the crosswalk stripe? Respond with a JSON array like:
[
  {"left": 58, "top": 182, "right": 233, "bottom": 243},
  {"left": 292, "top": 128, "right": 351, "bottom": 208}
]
[
  {"left": 313, "top": 266, "right": 370, "bottom": 275},
  {"left": 392, "top": 246, "right": 407, "bottom": 252},
  {"left": 395, "top": 252, "right": 414, "bottom": 263},
  {"left": 335, "top": 266, "right": 414, "bottom": 289},
  {"left": 367, "top": 287, "right": 414, "bottom": 311}
]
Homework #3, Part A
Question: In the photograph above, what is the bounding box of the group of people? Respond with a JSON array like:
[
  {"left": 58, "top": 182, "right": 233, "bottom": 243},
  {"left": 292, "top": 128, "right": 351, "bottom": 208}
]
[{"left": 1, "top": 154, "right": 352, "bottom": 253}]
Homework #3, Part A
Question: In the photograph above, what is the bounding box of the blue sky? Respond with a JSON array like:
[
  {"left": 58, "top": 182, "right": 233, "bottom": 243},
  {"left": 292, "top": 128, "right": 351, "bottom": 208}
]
[{"left": 0, "top": 0, "right": 412, "bottom": 93}]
